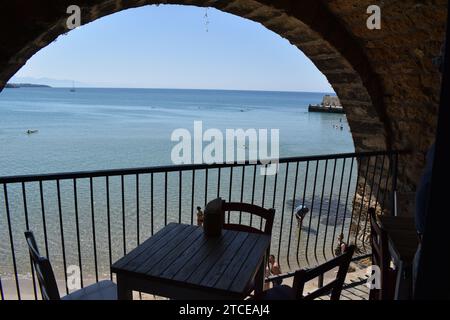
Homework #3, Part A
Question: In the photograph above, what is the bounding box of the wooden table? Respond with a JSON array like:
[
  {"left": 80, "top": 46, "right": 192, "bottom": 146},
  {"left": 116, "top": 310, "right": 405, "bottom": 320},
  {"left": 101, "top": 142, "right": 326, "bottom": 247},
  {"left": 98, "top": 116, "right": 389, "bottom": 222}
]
[
  {"left": 111, "top": 223, "right": 271, "bottom": 300},
  {"left": 379, "top": 216, "right": 418, "bottom": 300}
]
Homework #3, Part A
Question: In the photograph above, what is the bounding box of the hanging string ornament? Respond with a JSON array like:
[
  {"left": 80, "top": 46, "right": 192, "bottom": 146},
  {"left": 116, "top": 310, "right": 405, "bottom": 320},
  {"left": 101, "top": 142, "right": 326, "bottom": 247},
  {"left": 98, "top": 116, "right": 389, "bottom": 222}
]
[{"left": 204, "top": 7, "right": 210, "bottom": 32}]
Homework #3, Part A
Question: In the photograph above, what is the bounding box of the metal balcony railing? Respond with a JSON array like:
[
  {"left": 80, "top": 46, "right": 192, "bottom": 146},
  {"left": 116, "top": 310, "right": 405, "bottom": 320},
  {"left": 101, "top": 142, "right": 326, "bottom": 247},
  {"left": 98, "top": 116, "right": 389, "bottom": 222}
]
[{"left": 0, "top": 150, "right": 399, "bottom": 300}]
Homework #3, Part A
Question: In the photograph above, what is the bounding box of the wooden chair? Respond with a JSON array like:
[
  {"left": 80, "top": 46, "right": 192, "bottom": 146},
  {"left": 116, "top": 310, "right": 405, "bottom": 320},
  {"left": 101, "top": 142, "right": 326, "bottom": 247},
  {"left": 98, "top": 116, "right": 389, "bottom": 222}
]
[
  {"left": 25, "top": 231, "right": 117, "bottom": 300},
  {"left": 221, "top": 200, "right": 275, "bottom": 235},
  {"left": 255, "top": 245, "right": 355, "bottom": 300},
  {"left": 209, "top": 199, "right": 274, "bottom": 295},
  {"left": 369, "top": 208, "right": 397, "bottom": 300}
]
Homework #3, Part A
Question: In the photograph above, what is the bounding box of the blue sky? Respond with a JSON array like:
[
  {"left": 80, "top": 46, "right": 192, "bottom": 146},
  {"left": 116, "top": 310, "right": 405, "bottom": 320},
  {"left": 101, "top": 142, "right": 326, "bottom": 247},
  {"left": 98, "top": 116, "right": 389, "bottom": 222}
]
[{"left": 12, "top": 5, "right": 333, "bottom": 92}]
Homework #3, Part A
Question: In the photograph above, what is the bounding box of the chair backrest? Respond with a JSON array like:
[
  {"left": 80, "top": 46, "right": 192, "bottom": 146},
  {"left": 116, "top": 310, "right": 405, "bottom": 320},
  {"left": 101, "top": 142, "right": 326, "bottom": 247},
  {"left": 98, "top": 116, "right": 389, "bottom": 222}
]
[
  {"left": 292, "top": 245, "right": 355, "bottom": 300},
  {"left": 24, "top": 231, "right": 61, "bottom": 300},
  {"left": 221, "top": 200, "right": 275, "bottom": 235},
  {"left": 369, "top": 208, "right": 395, "bottom": 300}
]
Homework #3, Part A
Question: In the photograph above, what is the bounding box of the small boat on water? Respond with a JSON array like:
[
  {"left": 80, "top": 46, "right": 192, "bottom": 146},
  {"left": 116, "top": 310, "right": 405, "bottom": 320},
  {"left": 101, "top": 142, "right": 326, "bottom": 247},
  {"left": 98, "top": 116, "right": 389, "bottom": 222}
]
[
  {"left": 26, "top": 129, "right": 38, "bottom": 135},
  {"left": 70, "top": 81, "right": 76, "bottom": 92}
]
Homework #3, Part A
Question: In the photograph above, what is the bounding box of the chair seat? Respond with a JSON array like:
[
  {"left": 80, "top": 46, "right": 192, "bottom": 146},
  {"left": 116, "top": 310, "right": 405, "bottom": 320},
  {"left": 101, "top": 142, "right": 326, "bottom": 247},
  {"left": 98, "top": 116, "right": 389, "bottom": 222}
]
[
  {"left": 255, "top": 285, "right": 296, "bottom": 300},
  {"left": 62, "top": 280, "right": 117, "bottom": 300}
]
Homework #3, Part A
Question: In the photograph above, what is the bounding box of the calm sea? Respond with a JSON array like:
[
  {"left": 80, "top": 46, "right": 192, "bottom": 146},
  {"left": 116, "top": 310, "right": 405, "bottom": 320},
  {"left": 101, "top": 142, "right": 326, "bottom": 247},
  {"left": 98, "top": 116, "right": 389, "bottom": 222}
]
[
  {"left": 0, "top": 88, "right": 353, "bottom": 176},
  {"left": 0, "top": 88, "right": 356, "bottom": 295}
]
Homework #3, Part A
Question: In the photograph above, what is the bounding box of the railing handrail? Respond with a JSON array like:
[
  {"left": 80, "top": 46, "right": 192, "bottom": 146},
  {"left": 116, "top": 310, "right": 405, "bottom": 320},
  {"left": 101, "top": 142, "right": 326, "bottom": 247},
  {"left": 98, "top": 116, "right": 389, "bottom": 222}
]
[{"left": 0, "top": 150, "right": 401, "bottom": 184}]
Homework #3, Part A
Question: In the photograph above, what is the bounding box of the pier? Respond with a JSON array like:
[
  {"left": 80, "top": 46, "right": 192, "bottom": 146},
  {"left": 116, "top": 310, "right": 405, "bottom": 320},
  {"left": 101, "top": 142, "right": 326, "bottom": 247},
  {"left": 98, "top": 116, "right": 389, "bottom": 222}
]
[{"left": 309, "top": 95, "right": 345, "bottom": 114}]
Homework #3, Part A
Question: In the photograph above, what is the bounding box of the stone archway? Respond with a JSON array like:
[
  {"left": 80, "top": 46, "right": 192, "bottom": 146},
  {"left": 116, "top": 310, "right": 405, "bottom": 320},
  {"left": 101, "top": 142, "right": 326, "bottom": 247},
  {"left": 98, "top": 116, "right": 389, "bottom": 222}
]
[
  {"left": 1, "top": 0, "right": 389, "bottom": 151},
  {"left": 0, "top": 0, "right": 447, "bottom": 215}
]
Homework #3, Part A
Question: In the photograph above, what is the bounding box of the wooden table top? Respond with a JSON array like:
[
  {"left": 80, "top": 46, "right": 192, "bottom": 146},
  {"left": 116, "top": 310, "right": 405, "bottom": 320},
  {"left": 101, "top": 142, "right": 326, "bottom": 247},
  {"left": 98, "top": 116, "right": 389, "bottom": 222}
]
[
  {"left": 379, "top": 216, "right": 418, "bottom": 264},
  {"left": 111, "top": 223, "right": 271, "bottom": 296}
]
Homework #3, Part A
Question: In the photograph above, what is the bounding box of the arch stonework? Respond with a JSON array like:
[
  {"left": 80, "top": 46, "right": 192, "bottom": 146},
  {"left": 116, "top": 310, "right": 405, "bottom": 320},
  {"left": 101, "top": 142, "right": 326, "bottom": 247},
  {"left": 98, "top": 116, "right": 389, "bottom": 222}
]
[{"left": 0, "top": 0, "right": 447, "bottom": 215}]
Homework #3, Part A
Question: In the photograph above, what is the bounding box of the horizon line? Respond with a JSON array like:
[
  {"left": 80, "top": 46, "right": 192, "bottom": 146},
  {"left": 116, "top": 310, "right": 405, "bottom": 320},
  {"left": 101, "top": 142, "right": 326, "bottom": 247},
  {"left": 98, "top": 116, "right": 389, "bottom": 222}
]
[{"left": 7, "top": 84, "right": 336, "bottom": 95}]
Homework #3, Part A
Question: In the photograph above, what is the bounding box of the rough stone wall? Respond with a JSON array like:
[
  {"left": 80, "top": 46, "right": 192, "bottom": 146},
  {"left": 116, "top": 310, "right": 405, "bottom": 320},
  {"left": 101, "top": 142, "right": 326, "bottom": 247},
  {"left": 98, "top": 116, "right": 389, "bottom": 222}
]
[
  {"left": 323, "top": 0, "right": 447, "bottom": 215},
  {"left": 0, "top": 0, "right": 447, "bottom": 216}
]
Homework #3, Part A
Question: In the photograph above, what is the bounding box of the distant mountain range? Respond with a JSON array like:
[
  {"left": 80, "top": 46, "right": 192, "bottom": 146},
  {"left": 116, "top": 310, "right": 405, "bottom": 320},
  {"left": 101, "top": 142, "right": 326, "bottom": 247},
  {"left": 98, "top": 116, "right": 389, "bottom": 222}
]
[
  {"left": 5, "top": 83, "right": 51, "bottom": 88},
  {"left": 5, "top": 76, "right": 336, "bottom": 93},
  {"left": 8, "top": 76, "right": 97, "bottom": 88}
]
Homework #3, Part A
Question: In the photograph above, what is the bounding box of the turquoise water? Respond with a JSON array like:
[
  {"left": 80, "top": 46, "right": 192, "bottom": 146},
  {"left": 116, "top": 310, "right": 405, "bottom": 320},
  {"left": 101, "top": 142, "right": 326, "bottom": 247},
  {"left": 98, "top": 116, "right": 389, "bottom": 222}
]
[
  {"left": 0, "top": 88, "right": 353, "bottom": 176},
  {"left": 0, "top": 88, "right": 357, "bottom": 295}
]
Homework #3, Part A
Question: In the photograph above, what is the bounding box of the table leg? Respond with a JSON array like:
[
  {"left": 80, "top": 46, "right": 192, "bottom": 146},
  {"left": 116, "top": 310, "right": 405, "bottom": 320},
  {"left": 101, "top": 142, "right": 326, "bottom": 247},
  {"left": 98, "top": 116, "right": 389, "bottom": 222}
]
[
  {"left": 254, "top": 257, "right": 266, "bottom": 295},
  {"left": 117, "top": 274, "right": 133, "bottom": 300}
]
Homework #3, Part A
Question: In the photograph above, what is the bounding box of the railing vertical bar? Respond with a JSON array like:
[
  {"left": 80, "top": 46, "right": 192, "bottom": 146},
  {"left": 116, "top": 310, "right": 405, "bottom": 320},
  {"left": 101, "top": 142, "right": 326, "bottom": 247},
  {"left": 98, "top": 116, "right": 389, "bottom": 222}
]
[
  {"left": 331, "top": 158, "right": 347, "bottom": 257},
  {"left": 322, "top": 159, "right": 337, "bottom": 261},
  {"left": 260, "top": 165, "right": 268, "bottom": 230},
  {"left": 367, "top": 156, "right": 379, "bottom": 208},
  {"left": 21, "top": 182, "right": 38, "bottom": 299},
  {"left": 286, "top": 162, "right": 299, "bottom": 269},
  {"left": 121, "top": 175, "right": 126, "bottom": 256},
  {"left": 89, "top": 177, "right": 99, "bottom": 283},
  {"left": 136, "top": 174, "right": 142, "bottom": 301},
  {"left": 296, "top": 160, "right": 309, "bottom": 267},
  {"left": 392, "top": 153, "right": 399, "bottom": 216},
  {"left": 136, "top": 174, "right": 140, "bottom": 245},
  {"left": 73, "top": 179, "right": 84, "bottom": 287},
  {"left": 346, "top": 157, "right": 362, "bottom": 245},
  {"left": 301, "top": 162, "right": 310, "bottom": 209},
  {"left": 381, "top": 154, "right": 393, "bottom": 214},
  {"left": 228, "top": 167, "right": 233, "bottom": 223},
  {"left": 204, "top": 169, "right": 208, "bottom": 208},
  {"left": 179, "top": 171, "right": 182, "bottom": 224},
  {"left": 56, "top": 180, "right": 69, "bottom": 294},
  {"left": 270, "top": 168, "right": 279, "bottom": 266},
  {"left": 191, "top": 170, "right": 195, "bottom": 225},
  {"left": 342, "top": 157, "right": 356, "bottom": 244},
  {"left": 305, "top": 160, "right": 319, "bottom": 266},
  {"left": 151, "top": 173, "right": 154, "bottom": 235},
  {"left": 361, "top": 156, "right": 380, "bottom": 249},
  {"left": 217, "top": 168, "right": 221, "bottom": 198},
  {"left": 271, "top": 169, "right": 279, "bottom": 209},
  {"left": 3, "top": 184, "right": 21, "bottom": 300},
  {"left": 353, "top": 157, "right": 371, "bottom": 247},
  {"left": 164, "top": 172, "right": 168, "bottom": 226},
  {"left": 39, "top": 181, "right": 49, "bottom": 258},
  {"left": 313, "top": 160, "right": 329, "bottom": 264},
  {"left": 276, "top": 163, "right": 289, "bottom": 266},
  {"left": 105, "top": 177, "right": 112, "bottom": 281},
  {"left": 374, "top": 155, "right": 387, "bottom": 212},
  {"left": 239, "top": 166, "right": 245, "bottom": 224},
  {"left": 250, "top": 165, "right": 257, "bottom": 227},
  {"left": 0, "top": 276, "right": 4, "bottom": 300}
]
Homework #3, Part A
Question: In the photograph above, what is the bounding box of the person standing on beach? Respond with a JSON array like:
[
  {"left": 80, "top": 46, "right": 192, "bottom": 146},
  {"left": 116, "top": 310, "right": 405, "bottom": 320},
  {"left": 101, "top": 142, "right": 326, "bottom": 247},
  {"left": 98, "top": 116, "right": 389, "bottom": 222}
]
[
  {"left": 196, "top": 206, "right": 204, "bottom": 226},
  {"left": 295, "top": 205, "right": 309, "bottom": 228},
  {"left": 268, "top": 255, "right": 282, "bottom": 287},
  {"left": 334, "top": 233, "right": 348, "bottom": 256}
]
